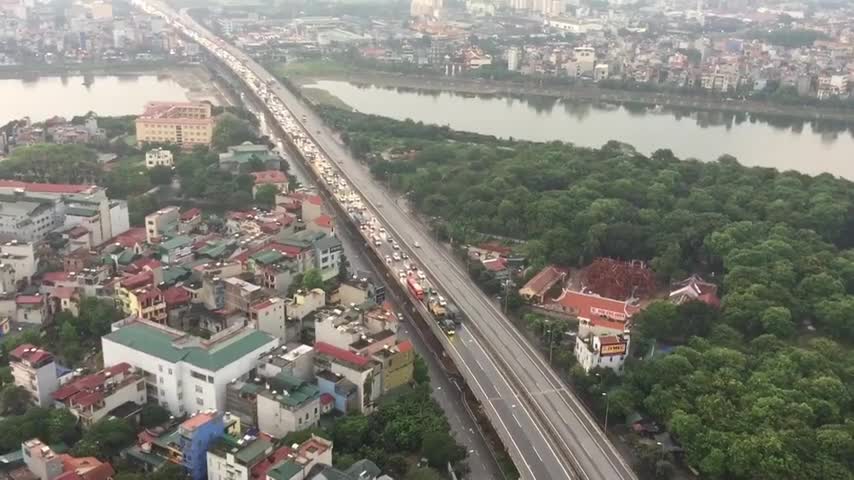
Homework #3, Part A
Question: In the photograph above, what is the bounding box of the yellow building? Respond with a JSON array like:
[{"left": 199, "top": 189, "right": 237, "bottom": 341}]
[
  {"left": 372, "top": 340, "right": 415, "bottom": 393},
  {"left": 135, "top": 101, "right": 215, "bottom": 148}
]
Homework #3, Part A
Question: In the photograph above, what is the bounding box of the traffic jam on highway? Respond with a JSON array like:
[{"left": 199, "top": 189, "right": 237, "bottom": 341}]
[{"left": 135, "top": 0, "right": 463, "bottom": 338}]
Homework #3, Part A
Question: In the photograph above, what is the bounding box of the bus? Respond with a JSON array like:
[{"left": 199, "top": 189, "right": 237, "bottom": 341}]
[{"left": 407, "top": 276, "right": 424, "bottom": 300}]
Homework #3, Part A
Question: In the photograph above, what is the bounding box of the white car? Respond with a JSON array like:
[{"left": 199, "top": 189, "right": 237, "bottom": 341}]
[
  {"left": 392, "top": 253, "right": 400, "bottom": 261},
  {"left": 438, "top": 295, "right": 447, "bottom": 306},
  {"left": 414, "top": 241, "right": 421, "bottom": 248},
  {"left": 418, "top": 271, "right": 426, "bottom": 280},
  {"left": 385, "top": 256, "right": 392, "bottom": 264}
]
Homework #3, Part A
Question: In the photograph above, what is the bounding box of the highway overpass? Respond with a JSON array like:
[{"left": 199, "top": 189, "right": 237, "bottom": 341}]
[{"left": 133, "top": 2, "right": 638, "bottom": 478}]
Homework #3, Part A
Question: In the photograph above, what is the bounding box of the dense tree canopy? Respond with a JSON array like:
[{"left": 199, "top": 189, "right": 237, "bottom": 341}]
[
  {"left": 0, "top": 144, "right": 100, "bottom": 183},
  {"left": 321, "top": 107, "right": 854, "bottom": 478}
]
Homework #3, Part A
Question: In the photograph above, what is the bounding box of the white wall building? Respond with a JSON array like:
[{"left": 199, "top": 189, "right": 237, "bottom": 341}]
[
  {"left": 574, "top": 333, "right": 630, "bottom": 374},
  {"left": 0, "top": 241, "right": 37, "bottom": 283},
  {"left": 256, "top": 377, "right": 321, "bottom": 438},
  {"left": 145, "top": 148, "right": 174, "bottom": 169},
  {"left": 102, "top": 318, "right": 278, "bottom": 416},
  {"left": 9, "top": 344, "right": 59, "bottom": 407}
]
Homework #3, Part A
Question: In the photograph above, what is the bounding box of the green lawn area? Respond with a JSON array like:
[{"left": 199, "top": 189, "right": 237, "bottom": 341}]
[
  {"left": 270, "top": 59, "right": 354, "bottom": 79},
  {"left": 301, "top": 87, "right": 352, "bottom": 110},
  {"left": 123, "top": 135, "right": 137, "bottom": 146}
]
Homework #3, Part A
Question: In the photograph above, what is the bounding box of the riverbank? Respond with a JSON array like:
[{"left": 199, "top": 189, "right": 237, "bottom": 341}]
[{"left": 286, "top": 69, "right": 854, "bottom": 123}]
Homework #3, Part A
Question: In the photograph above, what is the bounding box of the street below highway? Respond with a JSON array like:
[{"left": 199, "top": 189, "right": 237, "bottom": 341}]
[{"left": 134, "top": 2, "right": 638, "bottom": 478}]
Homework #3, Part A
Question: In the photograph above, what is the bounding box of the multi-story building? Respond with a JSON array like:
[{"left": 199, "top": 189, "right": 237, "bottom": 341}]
[
  {"left": 218, "top": 143, "right": 280, "bottom": 172},
  {"left": 250, "top": 296, "right": 289, "bottom": 341},
  {"left": 145, "top": 147, "right": 174, "bottom": 169},
  {"left": 264, "top": 435, "right": 334, "bottom": 480},
  {"left": 101, "top": 318, "right": 278, "bottom": 416},
  {"left": 0, "top": 181, "right": 129, "bottom": 245},
  {"left": 22, "top": 439, "right": 115, "bottom": 480},
  {"left": 371, "top": 340, "right": 414, "bottom": 394},
  {"left": 10, "top": 344, "right": 59, "bottom": 407},
  {"left": 314, "top": 342, "right": 381, "bottom": 413},
  {"left": 135, "top": 101, "right": 215, "bottom": 148},
  {"left": 259, "top": 344, "right": 316, "bottom": 381},
  {"left": 256, "top": 373, "right": 321, "bottom": 438},
  {"left": 51, "top": 362, "right": 145, "bottom": 427},
  {"left": 574, "top": 333, "right": 630, "bottom": 374},
  {"left": 0, "top": 193, "right": 61, "bottom": 241},
  {"left": 145, "top": 206, "right": 180, "bottom": 243},
  {"left": 0, "top": 240, "right": 37, "bottom": 283},
  {"left": 207, "top": 435, "right": 292, "bottom": 480},
  {"left": 223, "top": 277, "right": 265, "bottom": 313}
]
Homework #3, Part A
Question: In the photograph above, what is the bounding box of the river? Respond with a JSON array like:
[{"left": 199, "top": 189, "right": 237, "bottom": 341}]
[
  {"left": 306, "top": 79, "right": 854, "bottom": 180},
  {"left": 0, "top": 74, "right": 191, "bottom": 125}
]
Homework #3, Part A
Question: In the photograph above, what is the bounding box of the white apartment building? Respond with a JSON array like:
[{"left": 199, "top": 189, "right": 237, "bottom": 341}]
[
  {"left": 102, "top": 318, "right": 278, "bottom": 416},
  {"left": 10, "top": 344, "right": 59, "bottom": 407},
  {"left": 250, "top": 296, "right": 288, "bottom": 341},
  {"left": 574, "top": 333, "right": 630, "bottom": 374},
  {"left": 145, "top": 148, "right": 174, "bottom": 169},
  {"left": 0, "top": 241, "right": 37, "bottom": 283},
  {"left": 256, "top": 374, "right": 321, "bottom": 438},
  {"left": 145, "top": 206, "right": 180, "bottom": 243}
]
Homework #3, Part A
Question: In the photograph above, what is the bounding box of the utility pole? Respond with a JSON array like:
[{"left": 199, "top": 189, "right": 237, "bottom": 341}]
[{"left": 602, "top": 392, "right": 610, "bottom": 432}]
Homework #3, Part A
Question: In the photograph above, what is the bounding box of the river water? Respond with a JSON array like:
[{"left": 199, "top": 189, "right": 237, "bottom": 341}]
[
  {"left": 307, "top": 79, "right": 854, "bottom": 180},
  {"left": 0, "top": 74, "right": 190, "bottom": 125}
]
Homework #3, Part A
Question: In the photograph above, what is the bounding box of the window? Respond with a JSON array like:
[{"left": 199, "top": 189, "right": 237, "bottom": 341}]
[
  {"left": 178, "top": 393, "right": 183, "bottom": 400},
  {"left": 158, "top": 365, "right": 163, "bottom": 372},
  {"left": 196, "top": 397, "right": 204, "bottom": 406},
  {"left": 195, "top": 385, "right": 203, "bottom": 393},
  {"left": 160, "top": 388, "right": 165, "bottom": 396},
  {"left": 207, "top": 375, "right": 214, "bottom": 384},
  {"left": 314, "top": 407, "right": 318, "bottom": 414},
  {"left": 159, "top": 376, "right": 164, "bottom": 384},
  {"left": 168, "top": 368, "right": 173, "bottom": 375},
  {"left": 190, "top": 371, "right": 207, "bottom": 381}
]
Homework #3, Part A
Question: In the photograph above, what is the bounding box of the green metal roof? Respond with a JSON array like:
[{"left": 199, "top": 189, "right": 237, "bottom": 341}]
[
  {"left": 198, "top": 241, "right": 229, "bottom": 259},
  {"left": 117, "top": 249, "right": 137, "bottom": 265},
  {"left": 159, "top": 235, "right": 193, "bottom": 251},
  {"left": 266, "top": 372, "right": 319, "bottom": 408},
  {"left": 251, "top": 249, "right": 285, "bottom": 265},
  {"left": 161, "top": 266, "right": 190, "bottom": 286},
  {"left": 267, "top": 460, "right": 302, "bottom": 480},
  {"left": 65, "top": 206, "right": 99, "bottom": 217},
  {"left": 104, "top": 322, "right": 276, "bottom": 371}
]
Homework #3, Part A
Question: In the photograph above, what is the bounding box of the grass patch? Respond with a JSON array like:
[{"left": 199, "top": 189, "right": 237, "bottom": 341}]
[
  {"left": 270, "top": 59, "right": 354, "bottom": 79},
  {"left": 301, "top": 87, "right": 352, "bottom": 110}
]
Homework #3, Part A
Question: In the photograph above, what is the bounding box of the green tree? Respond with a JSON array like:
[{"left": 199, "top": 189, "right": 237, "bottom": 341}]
[
  {"left": 302, "top": 268, "right": 324, "bottom": 291},
  {"left": 212, "top": 113, "right": 256, "bottom": 151},
  {"left": 413, "top": 355, "right": 429, "bottom": 384},
  {"left": 47, "top": 409, "right": 80, "bottom": 445},
  {"left": 139, "top": 404, "right": 171, "bottom": 428},
  {"left": 420, "top": 430, "right": 466, "bottom": 468},
  {"left": 72, "top": 418, "right": 135, "bottom": 459},
  {"left": 148, "top": 165, "right": 174, "bottom": 186},
  {"left": 59, "top": 321, "right": 83, "bottom": 366},
  {"left": 405, "top": 467, "right": 444, "bottom": 480},
  {"left": 0, "top": 385, "right": 32, "bottom": 415},
  {"left": 254, "top": 184, "right": 279, "bottom": 208}
]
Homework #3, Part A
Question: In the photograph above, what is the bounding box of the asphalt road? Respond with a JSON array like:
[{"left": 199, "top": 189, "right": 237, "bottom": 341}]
[{"left": 139, "top": 3, "right": 637, "bottom": 478}]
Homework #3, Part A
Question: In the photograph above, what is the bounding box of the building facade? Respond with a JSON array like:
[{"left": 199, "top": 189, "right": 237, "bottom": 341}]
[{"left": 135, "top": 101, "right": 215, "bottom": 148}]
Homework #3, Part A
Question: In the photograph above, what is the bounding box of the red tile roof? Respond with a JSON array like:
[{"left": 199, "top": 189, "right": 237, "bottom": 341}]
[
  {"left": 551, "top": 289, "right": 640, "bottom": 323},
  {"left": 107, "top": 227, "right": 147, "bottom": 248},
  {"left": 10, "top": 344, "right": 53, "bottom": 365},
  {"left": 162, "top": 286, "right": 191, "bottom": 307},
  {"left": 233, "top": 241, "right": 304, "bottom": 263},
  {"left": 0, "top": 180, "right": 95, "bottom": 194},
  {"left": 314, "top": 214, "right": 333, "bottom": 228},
  {"left": 250, "top": 445, "right": 294, "bottom": 479},
  {"left": 127, "top": 257, "right": 161, "bottom": 274},
  {"left": 478, "top": 242, "right": 512, "bottom": 256},
  {"left": 520, "top": 266, "right": 566, "bottom": 299},
  {"left": 181, "top": 412, "right": 218, "bottom": 431},
  {"left": 397, "top": 340, "right": 413, "bottom": 353},
  {"left": 251, "top": 170, "right": 288, "bottom": 185},
  {"left": 314, "top": 341, "right": 370, "bottom": 367},
  {"left": 67, "top": 226, "right": 89, "bottom": 239},
  {"left": 482, "top": 257, "right": 508, "bottom": 272},
  {"left": 53, "top": 363, "right": 132, "bottom": 402},
  {"left": 53, "top": 287, "right": 77, "bottom": 300},
  {"left": 16, "top": 295, "right": 44, "bottom": 305},
  {"left": 306, "top": 194, "right": 322, "bottom": 206},
  {"left": 320, "top": 393, "right": 334, "bottom": 405},
  {"left": 42, "top": 271, "right": 71, "bottom": 283},
  {"left": 120, "top": 270, "right": 153, "bottom": 290},
  {"left": 180, "top": 208, "right": 201, "bottom": 221}
]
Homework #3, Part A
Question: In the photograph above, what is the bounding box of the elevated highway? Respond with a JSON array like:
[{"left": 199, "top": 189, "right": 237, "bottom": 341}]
[{"left": 132, "top": 2, "right": 638, "bottom": 478}]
